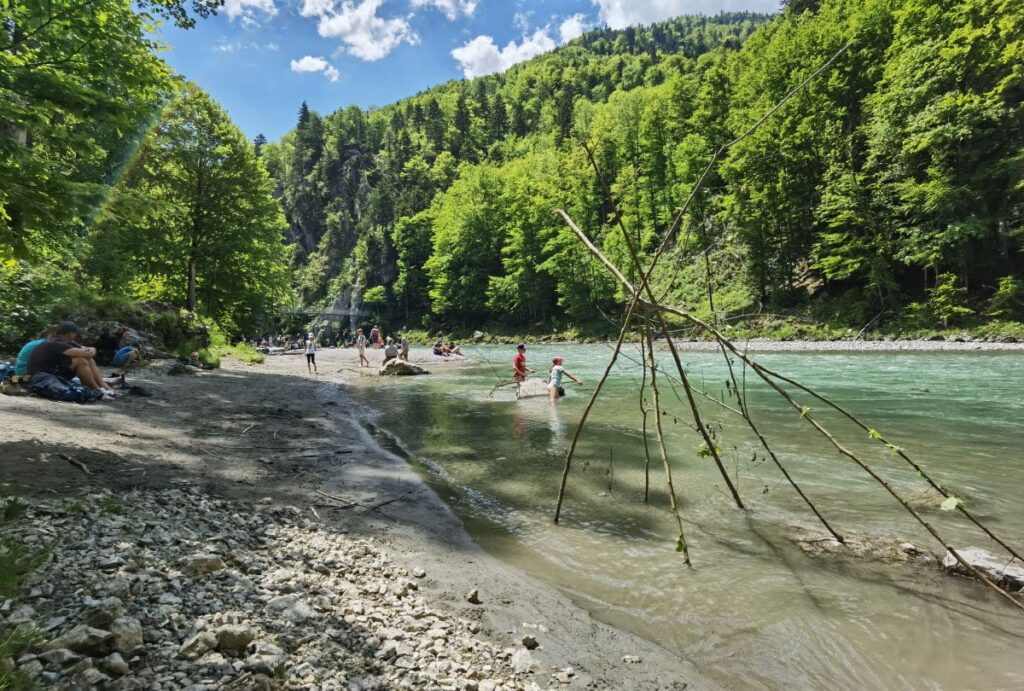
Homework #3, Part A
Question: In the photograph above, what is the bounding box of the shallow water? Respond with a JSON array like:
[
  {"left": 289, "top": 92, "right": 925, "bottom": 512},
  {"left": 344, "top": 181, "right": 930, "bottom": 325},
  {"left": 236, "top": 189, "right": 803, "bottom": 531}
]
[{"left": 347, "top": 345, "right": 1024, "bottom": 689}]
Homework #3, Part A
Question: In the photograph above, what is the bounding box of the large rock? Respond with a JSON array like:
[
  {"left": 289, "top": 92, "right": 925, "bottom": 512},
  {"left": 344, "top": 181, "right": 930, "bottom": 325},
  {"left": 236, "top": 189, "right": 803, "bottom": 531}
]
[
  {"left": 379, "top": 360, "right": 429, "bottom": 376},
  {"left": 942, "top": 547, "right": 1024, "bottom": 590}
]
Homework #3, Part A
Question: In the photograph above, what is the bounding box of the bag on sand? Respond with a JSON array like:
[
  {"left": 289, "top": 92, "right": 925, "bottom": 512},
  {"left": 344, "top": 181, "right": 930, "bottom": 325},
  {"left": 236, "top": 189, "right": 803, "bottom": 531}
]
[{"left": 29, "top": 372, "right": 101, "bottom": 403}]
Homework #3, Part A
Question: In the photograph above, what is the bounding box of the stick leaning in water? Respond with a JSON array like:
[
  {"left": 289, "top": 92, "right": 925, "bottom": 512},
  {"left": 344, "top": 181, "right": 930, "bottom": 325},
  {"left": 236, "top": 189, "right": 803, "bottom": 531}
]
[{"left": 571, "top": 227, "right": 1024, "bottom": 612}]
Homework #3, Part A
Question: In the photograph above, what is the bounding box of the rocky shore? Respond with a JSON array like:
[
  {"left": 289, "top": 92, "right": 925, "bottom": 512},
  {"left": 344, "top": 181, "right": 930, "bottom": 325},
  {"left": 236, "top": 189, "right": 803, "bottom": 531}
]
[{"left": 3, "top": 489, "right": 557, "bottom": 690}]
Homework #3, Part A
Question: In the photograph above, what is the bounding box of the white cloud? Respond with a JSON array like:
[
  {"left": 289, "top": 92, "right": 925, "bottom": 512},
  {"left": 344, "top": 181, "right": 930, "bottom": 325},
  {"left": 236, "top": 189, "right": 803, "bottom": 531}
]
[
  {"left": 223, "top": 0, "right": 277, "bottom": 27},
  {"left": 290, "top": 55, "right": 341, "bottom": 82},
  {"left": 451, "top": 29, "right": 556, "bottom": 79},
  {"left": 300, "top": 0, "right": 418, "bottom": 62},
  {"left": 410, "top": 0, "right": 477, "bottom": 21},
  {"left": 266, "top": 42, "right": 280, "bottom": 51},
  {"left": 513, "top": 11, "right": 532, "bottom": 32},
  {"left": 592, "top": 0, "right": 780, "bottom": 29},
  {"left": 559, "top": 14, "right": 587, "bottom": 43}
]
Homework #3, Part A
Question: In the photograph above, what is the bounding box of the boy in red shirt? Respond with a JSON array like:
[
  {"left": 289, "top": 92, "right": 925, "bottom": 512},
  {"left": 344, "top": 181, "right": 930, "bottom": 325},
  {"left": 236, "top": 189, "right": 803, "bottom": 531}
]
[{"left": 513, "top": 343, "right": 534, "bottom": 398}]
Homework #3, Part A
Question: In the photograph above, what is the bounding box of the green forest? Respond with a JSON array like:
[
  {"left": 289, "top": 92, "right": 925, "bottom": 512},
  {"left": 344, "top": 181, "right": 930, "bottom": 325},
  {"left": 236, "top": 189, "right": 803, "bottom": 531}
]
[{"left": 2, "top": 0, "right": 1023, "bottom": 351}]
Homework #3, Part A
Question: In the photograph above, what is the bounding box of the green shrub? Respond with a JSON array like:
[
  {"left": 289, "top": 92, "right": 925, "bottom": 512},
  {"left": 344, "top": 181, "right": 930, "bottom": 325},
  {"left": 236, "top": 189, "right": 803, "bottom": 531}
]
[{"left": 987, "top": 275, "right": 1024, "bottom": 319}]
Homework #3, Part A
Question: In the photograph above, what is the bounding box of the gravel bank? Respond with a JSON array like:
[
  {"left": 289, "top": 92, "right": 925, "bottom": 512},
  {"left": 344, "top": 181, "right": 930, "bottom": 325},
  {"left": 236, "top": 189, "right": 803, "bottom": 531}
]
[{"left": 0, "top": 353, "right": 708, "bottom": 690}]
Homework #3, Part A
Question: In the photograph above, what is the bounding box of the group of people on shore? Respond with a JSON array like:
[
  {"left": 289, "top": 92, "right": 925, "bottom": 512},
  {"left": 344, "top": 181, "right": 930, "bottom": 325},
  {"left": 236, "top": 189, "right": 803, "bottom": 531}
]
[
  {"left": 512, "top": 342, "right": 582, "bottom": 402},
  {"left": 5, "top": 322, "right": 142, "bottom": 402}
]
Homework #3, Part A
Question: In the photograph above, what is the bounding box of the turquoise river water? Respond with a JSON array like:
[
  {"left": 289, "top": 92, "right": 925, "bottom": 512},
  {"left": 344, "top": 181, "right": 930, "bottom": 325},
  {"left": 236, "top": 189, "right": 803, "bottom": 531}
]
[{"left": 347, "top": 345, "right": 1024, "bottom": 690}]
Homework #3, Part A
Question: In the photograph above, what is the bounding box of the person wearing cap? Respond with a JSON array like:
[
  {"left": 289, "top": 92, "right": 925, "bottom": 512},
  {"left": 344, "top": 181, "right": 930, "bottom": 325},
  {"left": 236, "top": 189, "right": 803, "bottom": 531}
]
[
  {"left": 513, "top": 343, "right": 534, "bottom": 398},
  {"left": 304, "top": 332, "right": 318, "bottom": 374},
  {"left": 547, "top": 356, "right": 582, "bottom": 402},
  {"left": 27, "top": 322, "right": 121, "bottom": 398}
]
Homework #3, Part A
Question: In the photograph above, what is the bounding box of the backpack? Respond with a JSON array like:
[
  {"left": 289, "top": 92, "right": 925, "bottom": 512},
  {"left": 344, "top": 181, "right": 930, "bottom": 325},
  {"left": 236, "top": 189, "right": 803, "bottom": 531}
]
[{"left": 29, "top": 372, "right": 101, "bottom": 403}]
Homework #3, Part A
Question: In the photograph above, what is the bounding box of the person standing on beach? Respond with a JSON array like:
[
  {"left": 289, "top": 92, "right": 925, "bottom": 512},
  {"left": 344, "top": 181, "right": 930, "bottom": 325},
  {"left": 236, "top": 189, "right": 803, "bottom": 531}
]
[
  {"left": 398, "top": 333, "right": 410, "bottom": 361},
  {"left": 369, "top": 325, "right": 381, "bottom": 348},
  {"left": 305, "top": 332, "right": 318, "bottom": 374},
  {"left": 356, "top": 328, "right": 370, "bottom": 367},
  {"left": 547, "top": 356, "right": 582, "bottom": 402},
  {"left": 513, "top": 343, "right": 534, "bottom": 398}
]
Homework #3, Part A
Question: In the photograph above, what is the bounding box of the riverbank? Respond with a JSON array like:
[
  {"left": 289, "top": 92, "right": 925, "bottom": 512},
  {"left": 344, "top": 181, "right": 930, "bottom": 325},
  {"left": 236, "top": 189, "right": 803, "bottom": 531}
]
[{"left": 0, "top": 350, "right": 706, "bottom": 689}]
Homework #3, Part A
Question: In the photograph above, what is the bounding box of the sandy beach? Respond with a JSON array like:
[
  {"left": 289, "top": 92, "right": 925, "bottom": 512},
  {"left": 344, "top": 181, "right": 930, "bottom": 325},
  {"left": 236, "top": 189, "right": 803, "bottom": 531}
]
[{"left": 0, "top": 347, "right": 707, "bottom": 689}]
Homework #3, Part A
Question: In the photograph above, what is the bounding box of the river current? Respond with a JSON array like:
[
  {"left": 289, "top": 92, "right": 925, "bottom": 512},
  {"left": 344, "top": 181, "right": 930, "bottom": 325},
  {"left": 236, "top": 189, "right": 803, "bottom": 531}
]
[{"left": 347, "top": 344, "right": 1024, "bottom": 689}]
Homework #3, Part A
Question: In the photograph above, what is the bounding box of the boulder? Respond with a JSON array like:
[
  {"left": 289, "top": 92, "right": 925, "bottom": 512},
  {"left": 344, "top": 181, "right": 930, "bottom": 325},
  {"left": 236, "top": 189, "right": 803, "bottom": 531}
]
[
  {"left": 379, "top": 360, "right": 429, "bottom": 376},
  {"left": 942, "top": 547, "right": 1024, "bottom": 590}
]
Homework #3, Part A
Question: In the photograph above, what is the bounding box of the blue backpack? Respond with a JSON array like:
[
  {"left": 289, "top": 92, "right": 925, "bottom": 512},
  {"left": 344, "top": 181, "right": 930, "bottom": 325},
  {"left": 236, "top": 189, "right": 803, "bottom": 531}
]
[{"left": 29, "top": 372, "right": 101, "bottom": 403}]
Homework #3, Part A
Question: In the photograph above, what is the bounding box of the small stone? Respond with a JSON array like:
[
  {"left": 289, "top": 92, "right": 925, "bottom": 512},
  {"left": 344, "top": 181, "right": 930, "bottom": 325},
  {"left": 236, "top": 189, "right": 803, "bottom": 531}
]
[
  {"left": 622, "top": 654, "right": 641, "bottom": 664},
  {"left": 214, "top": 625, "right": 255, "bottom": 655},
  {"left": 38, "top": 648, "right": 81, "bottom": 668},
  {"left": 109, "top": 616, "right": 144, "bottom": 654},
  {"left": 266, "top": 594, "right": 317, "bottom": 622},
  {"left": 465, "top": 590, "right": 481, "bottom": 605},
  {"left": 83, "top": 597, "right": 125, "bottom": 628},
  {"left": 412, "top": 568, "right": 426, "bottom": 578},
  {"left": 99, "top": 652, "right": 130, "bottom": 677},
  {"left": 179, "top": 631, "right": 218, "bottom": 660},
  {"left": 77, "top": 667, "right": 111, "bottom": 686},
  {"left": 182, "top": 554, "right": 227, "bottom": 576},
  {"left": 554, "top": 671, "right": 572, "bottom": 684},
  {"left": 520, "top": 635, "right": 538, "bottom": 650},
  {"left": 44, "top": 625, "right": 114, "bottom": 656},
  {"left": 510, "top": 649, "right": 534, "bottom": 674}
]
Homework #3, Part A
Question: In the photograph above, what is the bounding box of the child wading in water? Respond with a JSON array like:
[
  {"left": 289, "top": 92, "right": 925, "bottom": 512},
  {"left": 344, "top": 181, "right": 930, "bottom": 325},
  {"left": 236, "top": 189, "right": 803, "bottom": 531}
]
[
  {"left": 512, "top": 343, "right": 534, "bottom": 398},
  {"left": 547, "top": 357, "right": 582, "bottom": 401}
]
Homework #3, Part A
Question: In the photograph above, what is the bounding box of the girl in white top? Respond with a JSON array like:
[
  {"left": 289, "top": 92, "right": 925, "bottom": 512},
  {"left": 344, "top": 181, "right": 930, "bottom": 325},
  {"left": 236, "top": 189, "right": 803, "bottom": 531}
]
[
  {"left": 355, "top": 328, "right": 370, "bottom": 368},
  {"left": 305, "top": 333, "right": 317, "bottom": 374},
  {"left": 548, "top": 356, "right": 582, "bottom": 401}
]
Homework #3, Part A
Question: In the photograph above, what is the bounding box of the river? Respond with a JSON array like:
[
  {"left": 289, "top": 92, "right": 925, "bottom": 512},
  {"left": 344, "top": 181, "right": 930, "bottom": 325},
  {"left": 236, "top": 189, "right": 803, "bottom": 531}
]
[{"left": 347, "top": 344, "right": 1024, "bottom": 689}]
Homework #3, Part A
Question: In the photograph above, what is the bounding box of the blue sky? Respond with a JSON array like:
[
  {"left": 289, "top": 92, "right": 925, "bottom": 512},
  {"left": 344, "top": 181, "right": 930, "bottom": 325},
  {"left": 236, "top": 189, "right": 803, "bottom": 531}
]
[{"left": 155, "top": 0, "right": 781, "bottom": 141}]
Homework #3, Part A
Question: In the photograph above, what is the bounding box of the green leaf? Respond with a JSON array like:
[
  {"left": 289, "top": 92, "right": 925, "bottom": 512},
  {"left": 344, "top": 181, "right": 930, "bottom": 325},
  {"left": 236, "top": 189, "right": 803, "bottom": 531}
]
[
  {"left": 799, "top": 406, "right": 811, "bottom": 417},
  {"left": 868, "top": 429, "right": 882, "bottom": 441},
  {"left": 674, "top": 537, "right": 684, "bottom": 553},
  {"left": 885, "top": 443, "right": 902, "bottom": 454},
  {"left": 940, "top": 496, "right": 962, "bottom": 511}
]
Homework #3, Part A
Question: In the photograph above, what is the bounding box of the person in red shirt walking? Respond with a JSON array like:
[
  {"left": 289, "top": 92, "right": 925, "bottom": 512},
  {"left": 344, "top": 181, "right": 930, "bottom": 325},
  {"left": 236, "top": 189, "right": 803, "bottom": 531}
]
[{"left": 512, "top": 343, "right": 534, "bottom": 398}]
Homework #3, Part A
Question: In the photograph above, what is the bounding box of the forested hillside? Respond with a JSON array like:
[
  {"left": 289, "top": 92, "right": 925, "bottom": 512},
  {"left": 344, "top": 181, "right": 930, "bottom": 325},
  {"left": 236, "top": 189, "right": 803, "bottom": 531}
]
[
  {"left": 0, "top": 0, "right": 289, "bottom": 351},
  {"left": 267, "top": 0, "right": 1024, "bottom": 338}
]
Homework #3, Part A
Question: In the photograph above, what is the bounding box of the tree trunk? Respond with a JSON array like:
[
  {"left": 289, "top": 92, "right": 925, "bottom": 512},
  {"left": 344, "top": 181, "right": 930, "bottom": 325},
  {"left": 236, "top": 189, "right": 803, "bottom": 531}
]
[{"left": 187, "top": 256, "right": 197, "bottom": 313}]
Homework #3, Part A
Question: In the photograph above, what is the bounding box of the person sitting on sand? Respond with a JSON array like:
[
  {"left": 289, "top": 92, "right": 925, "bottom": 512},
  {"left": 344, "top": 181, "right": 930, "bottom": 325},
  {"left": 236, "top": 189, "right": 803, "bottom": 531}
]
[
  {"left": 305, "top": 332, "right": 318, "bottom": 374},
  {"left": 513, "top": 343, "right": 534, "bottom": 398},
  {"left": 355, "top": 328, "right": 370, "bottom": 367},
  {"left": 27, "top": 322, "right": 122, "bottom": 400},
  {"left": 14, "top": 325, "right": 55, "bottom": 378},
  {"left": 433, "top": 341, "right": 449, "bottom": 357},
  {"left": 548, "top": 357, "right": 582, "bottom": 402},
  {"left": 111, "top": 343, "right": 143, "bottom": 370},
  {"left": 448, "top": 341, "right": 462, "bottom": 356},
  {"left": 383, "top": 337, "right": 399, "bottom": 364}
]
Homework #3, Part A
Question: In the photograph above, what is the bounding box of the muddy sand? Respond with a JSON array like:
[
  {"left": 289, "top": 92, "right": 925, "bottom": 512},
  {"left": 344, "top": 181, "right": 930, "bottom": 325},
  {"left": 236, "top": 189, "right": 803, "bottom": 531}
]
[{"left": 0, "top": 347, "right": 708, "bottom": 689}]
